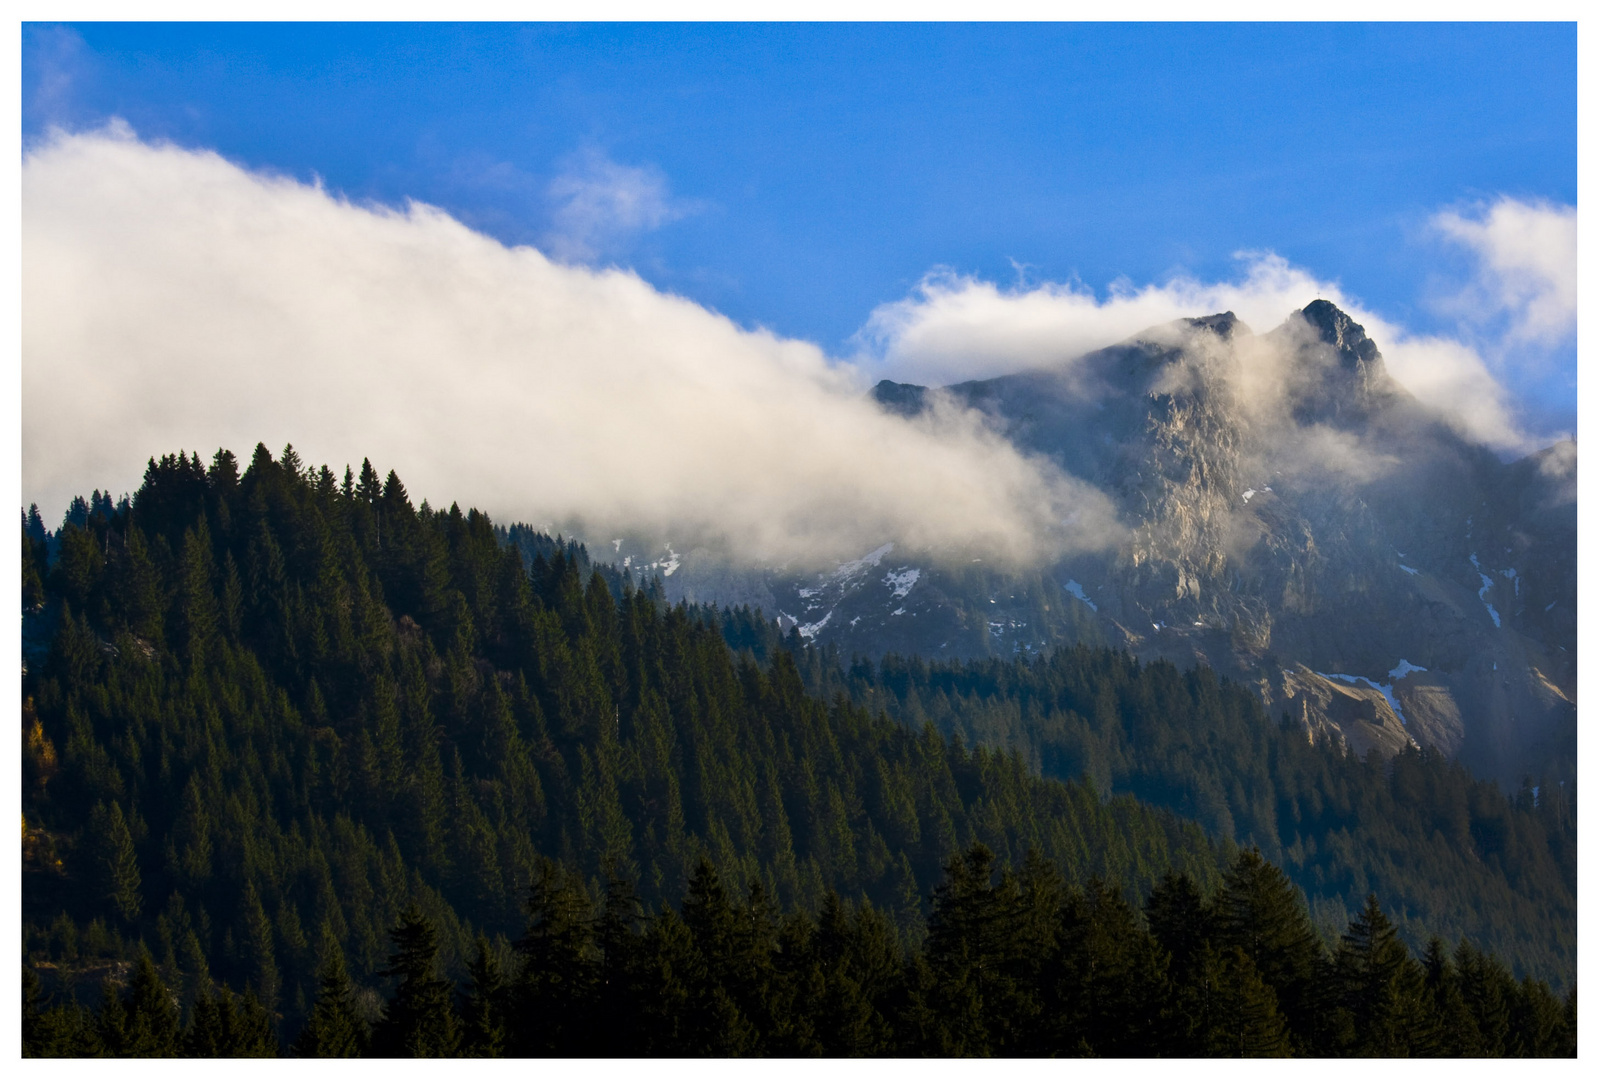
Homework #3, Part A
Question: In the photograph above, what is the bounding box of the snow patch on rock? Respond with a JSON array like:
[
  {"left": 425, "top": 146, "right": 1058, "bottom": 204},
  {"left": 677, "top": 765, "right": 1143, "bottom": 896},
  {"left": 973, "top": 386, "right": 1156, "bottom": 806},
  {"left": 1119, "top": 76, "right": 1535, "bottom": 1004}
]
[
  {"left": 1063, "top": 580, "right": 1097, "bottom": 611},
  {"left": 798, "top": 611, "right": 833, "bottom": 639},
  {"left": 1317, "top": 670, "right": 1411, "bottom": 728},
  {"left": 884, "top": 567, "right": 921, "bottom": 599}
]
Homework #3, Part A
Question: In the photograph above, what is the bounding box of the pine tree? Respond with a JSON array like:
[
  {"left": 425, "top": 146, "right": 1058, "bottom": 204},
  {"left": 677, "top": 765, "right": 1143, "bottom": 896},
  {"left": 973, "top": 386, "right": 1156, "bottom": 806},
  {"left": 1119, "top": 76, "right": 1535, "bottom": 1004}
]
[
  {"left": 460, "top": 935, "right": 507, "bottom": 1058},
  {"left": 1455, "top": 938, "right": 1512, "bottom": 1056},
  {"left": 209, "top": 447, "right": 241, "bottom": 493},
  {"left": 1212, "top": 848, "right": 1320, "bottom": 1043},
  {"left": 372, "top": 903, "right": 459, "bottom": 1057},
  {"left": 22, "top": 965, "right": 47, "bottom": 1056},
  {"left": 807, "top": 892, "right": 898, "bottom": 1056},
  {"left": 240, "top": 881, "right": 280, "bottom": 1012},
  {"left": 1203, "top": 946, "right": 1292, "bottom": 1057},
  {"left": 1332, "top": 894, "right": 1432, "bottom": 1056},
  {"left": 292, "top": 932, "right": 365, "bottom": 1057},
  {"left": 184, "top": 986, "right": 278, "bottom": 1057},
  {"left": 87, "top": 801, "right": 143, "bottom": 924},
  {"left": 1049, "top": 876, "right": 1166, "bottom": 1056},
  {"left": 116, "top": 523, "right": 166, "bottom": 645},
  {"left": 356, "top": 459, "right": 382, "bottom": 505},
  {"left": 591, "top": 874, "right": 645, "bottom": 1051},
  {"left": 1146, "top": 870, "right": 1214, "bottom": 984},
  {"left": 511, "top": 859, "right": 597, "bottom": 1054},
  {"left": 918, "top": 843, "right": 1027, "bottom": 1055},
  {"left": 97, "top": 951, "right": 180, "bottom": 1056},
  {"left": 1421, "top": 936, "right": 1481, "bottom": 1056},
  {"left": 174, "top": 519, "right": 219, "bottom": 664},
  {"left": 627, "top": 906, "right": 709, "bottom": 1054}
]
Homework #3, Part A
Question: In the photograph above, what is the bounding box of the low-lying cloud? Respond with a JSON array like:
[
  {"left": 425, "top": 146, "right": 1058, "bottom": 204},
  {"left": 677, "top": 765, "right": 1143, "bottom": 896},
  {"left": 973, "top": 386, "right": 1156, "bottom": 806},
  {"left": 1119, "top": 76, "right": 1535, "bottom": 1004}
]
[
  {"left": 858, "top": 250, "right": 1556, "bottom": 456},
  {"left": 22, "top": 126, "right": 1121, "bottom": 568}
]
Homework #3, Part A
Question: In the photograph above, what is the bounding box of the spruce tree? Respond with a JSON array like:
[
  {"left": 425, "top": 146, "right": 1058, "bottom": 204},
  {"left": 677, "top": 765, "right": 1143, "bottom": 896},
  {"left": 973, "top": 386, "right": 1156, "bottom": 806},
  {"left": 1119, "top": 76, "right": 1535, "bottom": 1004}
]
[
  {"left": 184, "top": 986, "right": 278, "bottom": 1057},
  {"left": 1048, "top": 876, "right": 1166, "bottom": 1056},
  {"left": 511, "top": 859, "right": 597, "bottom": 1054},
  {"left": 808, "top": 892, "right": 898, "bottom": 1056},
  {"left": 97, "top": 952, "right": 180, "bottom": 1057},
  {"left": 240, "top": 881, "right": 280, "bottom": 1012},
  {"left": 1204, "top": 946, "right": 1291, "bottom": 1057},
  {"left": 460, "top": 935, "right": 507, "bottom": 1058},
  {"left": 292, "top": 932, "right": 365, "bottom": 1057},
  {"left": 1455, "top": 939, "right": 1512, "bottom": 1055},
  {"left": 1213, "top": 848, "right": 1320, "bottom": 1043},
  {"left": 627, "top": 906, "right": 708, "bottom": 1055},
  {"left": 1332, "top": 894, "right": 1433, "bottom": 1056},
  {"left": 22, "top": 966, "right": 46, "bottom": 1057},
  {"left": 87, "top": 801, "right": 143, "bottom": 924},
  {"left": 1421, "top": 936, "right": 1481, "bottom": 1056},
  {"left": 1146, "top": 870, "right": 1214, "bottom": 984},
  {"left": 372, "top": 903, "right": 459, "bottom": 1057}
]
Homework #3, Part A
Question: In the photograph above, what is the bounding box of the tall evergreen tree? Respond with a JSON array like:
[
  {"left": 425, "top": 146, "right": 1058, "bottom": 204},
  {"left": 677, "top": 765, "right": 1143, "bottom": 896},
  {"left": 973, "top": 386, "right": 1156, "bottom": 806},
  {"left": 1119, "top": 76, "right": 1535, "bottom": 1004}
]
[
  {"left": 372, "top": 904, "right": 460, "bottom": 1057},
  {"left": 1202, "top": 946, "right": 1291, "bottom": 1057},
  {"left": 292, "top": 932, "right": 365, "bottom": 1058},
  {"left": 511, "top": 859, "right": 598, "bottom": 1055},
  {"left": 459, "top": 936, "right": 508, "bottom": 1058},
  {"left": 1332, "top": 894, "right": 1434, "bottom": 1056},
  {"left": 1212, "top": 848, "right": 1321, "bottom": 1047},
  {"left": 98, "top": 952, "right": 180, "bottom": 1057},
  {"left": 86, "top": 801, "right": 143, "bottom": 924},
  {"left": 184, "top": 987, "right": 278, "bottom": 1057},
  {"left": 1421, "top": 937, "right": 1481, "bottom": 1056}
]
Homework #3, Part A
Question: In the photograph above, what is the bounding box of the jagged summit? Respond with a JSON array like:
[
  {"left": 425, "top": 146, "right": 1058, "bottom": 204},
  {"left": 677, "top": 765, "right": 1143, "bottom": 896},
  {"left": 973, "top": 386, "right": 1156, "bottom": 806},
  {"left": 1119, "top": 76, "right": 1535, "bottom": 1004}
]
[
  {"left": 870, "top": 378, "right": 928, "bottom": 418},
  {"left": 1283, "top": 299, "right": 1399, "bottom": 422},
  {"left": 1300, "top": 298, "right": 1380, "bottom": 368},
  {"left": 1184, "top": 310, "right": 1250, "bottom": 339}
]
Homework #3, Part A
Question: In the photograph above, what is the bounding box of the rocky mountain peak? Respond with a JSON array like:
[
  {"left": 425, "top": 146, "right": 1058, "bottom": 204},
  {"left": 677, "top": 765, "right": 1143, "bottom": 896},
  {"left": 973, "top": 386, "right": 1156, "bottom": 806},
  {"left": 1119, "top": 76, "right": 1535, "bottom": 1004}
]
[
  {"left": 1299, "top": 299, "right": 1386, "bottom": 372},
  {"left": 1183, "top": 310, "right": 1251, "bottom": 340},
  {"left": 1286, "top": 299, "right": 1398, "bottom": 423},
  {"left": 871, "top": 378, "right": 929, "bottom": 419}
]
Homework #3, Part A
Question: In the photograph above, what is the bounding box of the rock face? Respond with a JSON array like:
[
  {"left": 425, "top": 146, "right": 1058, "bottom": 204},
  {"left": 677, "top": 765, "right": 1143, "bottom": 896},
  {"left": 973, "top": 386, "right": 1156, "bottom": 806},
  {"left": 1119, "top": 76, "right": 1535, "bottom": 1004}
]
[{"left": 645, "top": 302, "right": 1575, "bottom": 787}]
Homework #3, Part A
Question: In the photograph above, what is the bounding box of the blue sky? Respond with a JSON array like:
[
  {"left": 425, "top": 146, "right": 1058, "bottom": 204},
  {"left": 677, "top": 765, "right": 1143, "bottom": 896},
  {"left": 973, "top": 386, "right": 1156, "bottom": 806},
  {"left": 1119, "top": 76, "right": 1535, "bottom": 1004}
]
[{"left": 22, "top": 22, "right": 1577, "bottom": 435}]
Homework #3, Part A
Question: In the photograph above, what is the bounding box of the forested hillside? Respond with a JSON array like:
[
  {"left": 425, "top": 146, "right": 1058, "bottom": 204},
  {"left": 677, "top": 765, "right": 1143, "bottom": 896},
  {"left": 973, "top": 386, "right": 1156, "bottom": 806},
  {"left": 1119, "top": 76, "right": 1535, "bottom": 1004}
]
[
  {"left": 21, "top": 445, "right": 1216, "bottom": 1046},
  {"left": 19, "top": 444, "right": 1575, "bottom": 1055},
  {"left": 774, "top": 646, "right": 1576, "bottom": 986}
]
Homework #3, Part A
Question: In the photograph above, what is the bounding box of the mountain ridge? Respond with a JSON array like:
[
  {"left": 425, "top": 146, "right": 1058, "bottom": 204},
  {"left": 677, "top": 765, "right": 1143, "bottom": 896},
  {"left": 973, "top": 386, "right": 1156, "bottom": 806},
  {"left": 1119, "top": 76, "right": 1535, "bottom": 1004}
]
[{"left": 645, "top": 301, "right": 1573, "bottom": 787}]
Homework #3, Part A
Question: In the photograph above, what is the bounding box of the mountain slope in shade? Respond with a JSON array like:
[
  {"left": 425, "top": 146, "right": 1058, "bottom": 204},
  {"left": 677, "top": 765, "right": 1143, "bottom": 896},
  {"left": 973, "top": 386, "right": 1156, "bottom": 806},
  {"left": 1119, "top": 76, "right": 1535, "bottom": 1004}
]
[{"left": 641, "top": 302, "right": 1574, "bottom": 787}]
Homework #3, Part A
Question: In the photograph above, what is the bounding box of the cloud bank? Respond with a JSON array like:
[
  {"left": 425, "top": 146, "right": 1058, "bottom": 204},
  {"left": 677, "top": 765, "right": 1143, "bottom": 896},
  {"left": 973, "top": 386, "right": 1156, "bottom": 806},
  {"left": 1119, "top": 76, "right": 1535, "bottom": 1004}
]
[
  {"left": 859, "top": 250, "right": 1557, "bottom": 456},
  {"left": 22, "top": 126, "right": 1120, "bottom": 568}
]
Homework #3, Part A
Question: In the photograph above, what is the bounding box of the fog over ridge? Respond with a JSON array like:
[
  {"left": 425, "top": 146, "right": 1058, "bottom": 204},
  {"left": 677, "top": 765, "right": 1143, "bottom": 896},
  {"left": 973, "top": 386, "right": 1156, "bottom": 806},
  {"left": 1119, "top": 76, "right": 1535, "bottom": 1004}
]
[
  {"left": 24, "top": 127, "right": 1567, "bottom": 575},
  {"left": 858, "top": 218, "right": 1571, "bottom": 458},
  {"left": 22, "top": 126, "right": 1122, "bottom": 569}
]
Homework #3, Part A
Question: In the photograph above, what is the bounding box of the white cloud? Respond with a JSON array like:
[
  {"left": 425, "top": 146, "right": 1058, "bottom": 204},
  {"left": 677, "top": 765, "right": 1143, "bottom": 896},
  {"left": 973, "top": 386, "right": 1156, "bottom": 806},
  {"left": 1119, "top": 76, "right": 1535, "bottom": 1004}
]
[
  {"left": 545, "top": 147, "right": 692, "bottom": 262},
  {"left": 1432, "top": 196, "right": 1576, "bottom": 348},
  {"left": 22, "top": 126, "right": 1121, "bottom": 568},
  {"left": 857, "top": 251, "right": 1543, "bottom": 455}
]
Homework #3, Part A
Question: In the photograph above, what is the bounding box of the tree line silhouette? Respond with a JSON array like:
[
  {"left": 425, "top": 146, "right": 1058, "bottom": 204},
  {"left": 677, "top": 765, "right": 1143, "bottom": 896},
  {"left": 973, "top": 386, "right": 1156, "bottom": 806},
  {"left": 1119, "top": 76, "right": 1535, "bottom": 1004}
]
[{"left": 25, "top": 844, "right": 1574, "bottom": 1056}]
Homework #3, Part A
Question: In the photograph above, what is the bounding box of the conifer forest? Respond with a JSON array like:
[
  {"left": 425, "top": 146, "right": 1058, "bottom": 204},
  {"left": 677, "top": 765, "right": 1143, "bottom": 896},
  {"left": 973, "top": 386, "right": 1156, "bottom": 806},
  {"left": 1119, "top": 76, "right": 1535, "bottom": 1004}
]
[{"left": 20, "top": 446, "right": 1577, "bottom": 1056}]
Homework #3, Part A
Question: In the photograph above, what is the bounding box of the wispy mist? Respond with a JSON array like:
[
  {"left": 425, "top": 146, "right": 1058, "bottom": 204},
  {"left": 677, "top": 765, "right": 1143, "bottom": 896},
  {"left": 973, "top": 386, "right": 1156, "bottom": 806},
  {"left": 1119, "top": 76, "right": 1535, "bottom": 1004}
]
[
  {"left": 22, "top": 127, "right": 1122, "bottom": 568},
  {"left": 859, "top": 249, "right": 1561, "bottom": 457},
  {"left": 1432, "top": 196, "right": 1576, "bottom": 350},
  {"left": 545, "top": 147, "right": 694, "bottom": 263}
]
